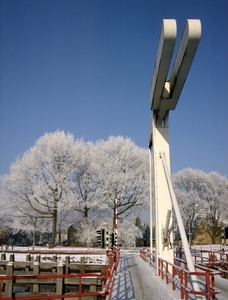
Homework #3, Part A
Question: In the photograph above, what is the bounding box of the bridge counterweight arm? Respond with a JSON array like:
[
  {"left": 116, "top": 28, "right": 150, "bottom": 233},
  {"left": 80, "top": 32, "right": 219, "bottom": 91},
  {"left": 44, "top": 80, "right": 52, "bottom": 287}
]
[{"left": 150, "top": 19, "right": 201, "bottom": 126}]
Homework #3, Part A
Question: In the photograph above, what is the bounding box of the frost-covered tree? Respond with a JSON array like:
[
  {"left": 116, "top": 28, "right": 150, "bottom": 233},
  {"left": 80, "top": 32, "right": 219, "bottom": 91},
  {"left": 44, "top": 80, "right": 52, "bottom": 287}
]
[
  {"left": 1, "top": 131, "right": 81, "bottom": 247},
  {"left": 172, "top": 169, "right": 228, "bottom": 245},
  {"left": 172, "top": 168, "right": 207, "bottom": 245},
  {"left": 75, "top": 217, "right": 98, "bottom": 247},
  {"left": 94, "top": 136, "right": 149, "bottom": 229},
  {"left": 1, "top": 133, "right": 151, "bottom": 246},
  {"left": 135, "top": 215, "right": 142, "bottom": 230},
  {"left": 143, "top": 225, "right": 150, "bottom": 247},
  {"left": 119, "top": 217, "right": 142, "bottom": 247},
  {"left": 68, "top": 141, "right": 101, "bottom": 220},
  {"left": 203, "top": 172, "right": 228, "bottom": 244},
  {"left": 0, "top": 223, "right": 6, "bottom": 244}
]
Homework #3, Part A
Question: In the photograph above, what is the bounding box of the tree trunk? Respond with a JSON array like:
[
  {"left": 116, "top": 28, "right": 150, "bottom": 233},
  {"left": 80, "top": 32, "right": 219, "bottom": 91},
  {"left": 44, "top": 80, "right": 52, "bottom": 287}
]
[
  {"left": 33, "top": 228, "right": 36, "bottom": 247},
  {"left": 50, "top": 208, "right": 57, "bottom": 247},
  {"left": 84, "top": 205, "right": 89, "bottom": 219},
  {"left": 58, "top": 230, "right": 61, "bottom": 245}
]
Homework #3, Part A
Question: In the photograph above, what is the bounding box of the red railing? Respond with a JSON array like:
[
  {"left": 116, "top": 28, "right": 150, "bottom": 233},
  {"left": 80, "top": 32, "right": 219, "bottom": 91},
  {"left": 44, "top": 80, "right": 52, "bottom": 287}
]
[
  {"left": 191, "top": 248, "right": 228, "bottom": 279},
  {"left": 140, "top": 249, "right": 220, "bottom": 300},
  {"left": 140, "top": 248, "right": 156, "bottom": 266},
  {"left": 0, "top": 247, "right": 120, "bottom": 300}
]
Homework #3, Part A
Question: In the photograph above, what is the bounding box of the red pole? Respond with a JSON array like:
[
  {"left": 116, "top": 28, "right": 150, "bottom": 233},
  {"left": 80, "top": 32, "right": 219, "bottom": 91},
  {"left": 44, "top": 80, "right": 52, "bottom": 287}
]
[
  {"left": 79, "top": 276, "right": 82, "bottom": 300},
  {"left": 114, "top": 194, "right": 118, "bottom": 246},
  {"left": 180, "top": 269, "right": 184, "bottom": 300},
  {"left": 166, "top": 262, "right": 169, "bottom": 284}
]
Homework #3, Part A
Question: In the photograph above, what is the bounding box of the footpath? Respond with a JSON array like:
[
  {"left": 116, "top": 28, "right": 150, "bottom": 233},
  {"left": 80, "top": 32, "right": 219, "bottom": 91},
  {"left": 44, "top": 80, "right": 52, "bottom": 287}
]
[{"left": 111, "top": 252, "right": 228, "bottom": 300}]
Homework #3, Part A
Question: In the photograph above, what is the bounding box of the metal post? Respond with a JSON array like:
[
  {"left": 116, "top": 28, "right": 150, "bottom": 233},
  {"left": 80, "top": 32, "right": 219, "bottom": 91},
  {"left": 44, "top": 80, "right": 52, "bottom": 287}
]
[
  {"left": 160, "top": 152, "right": 201, "bottom": 296},
  {"left": 149, "top": 149, "right": 153, "bottom": 254},
  {"left": 114, "top": 195, "right": 118, "bottom": 246}
]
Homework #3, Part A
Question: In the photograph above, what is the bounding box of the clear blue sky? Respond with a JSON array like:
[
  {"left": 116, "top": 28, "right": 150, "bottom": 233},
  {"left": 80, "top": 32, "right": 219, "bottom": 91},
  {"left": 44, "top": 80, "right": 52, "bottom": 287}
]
[{"left": 1, "top": 0, "right": 228, "bottom": 178}]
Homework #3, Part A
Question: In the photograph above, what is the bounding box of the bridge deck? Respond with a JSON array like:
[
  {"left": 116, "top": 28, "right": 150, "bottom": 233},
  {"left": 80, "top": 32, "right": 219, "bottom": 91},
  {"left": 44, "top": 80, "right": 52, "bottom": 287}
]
[{"left": 111, "top": 251, "right": 228, "bottom": 300}]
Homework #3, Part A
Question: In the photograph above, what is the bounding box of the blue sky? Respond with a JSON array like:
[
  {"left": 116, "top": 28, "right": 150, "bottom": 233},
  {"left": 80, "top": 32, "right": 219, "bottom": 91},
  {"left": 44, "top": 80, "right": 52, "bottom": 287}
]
[{"left": 1, "top": 0, "right": 228, "bottom": 178}]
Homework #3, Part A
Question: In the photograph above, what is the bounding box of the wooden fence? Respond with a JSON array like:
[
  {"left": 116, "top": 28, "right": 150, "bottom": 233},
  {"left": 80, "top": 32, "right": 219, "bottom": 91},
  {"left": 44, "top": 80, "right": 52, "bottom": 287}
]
[{"left": 0, "top": 247, "right": 120, "bottom": 300}]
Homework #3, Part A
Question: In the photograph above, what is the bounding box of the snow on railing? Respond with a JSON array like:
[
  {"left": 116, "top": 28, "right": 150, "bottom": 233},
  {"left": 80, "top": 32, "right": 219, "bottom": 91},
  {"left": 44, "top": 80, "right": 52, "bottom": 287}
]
[{"left": 140, "top": 248, "right": 220, "bottom": 300}]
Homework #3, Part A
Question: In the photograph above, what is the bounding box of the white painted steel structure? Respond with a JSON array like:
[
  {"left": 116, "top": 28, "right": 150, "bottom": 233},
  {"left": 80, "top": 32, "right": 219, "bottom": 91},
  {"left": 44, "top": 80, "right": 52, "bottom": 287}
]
[{"left": 148, "top": 19, "right": 201, "bottom": 287}]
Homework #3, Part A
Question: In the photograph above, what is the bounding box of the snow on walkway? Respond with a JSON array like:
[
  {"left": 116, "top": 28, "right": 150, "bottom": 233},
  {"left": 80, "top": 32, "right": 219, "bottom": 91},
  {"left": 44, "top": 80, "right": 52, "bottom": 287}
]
[
  {"left": 111, "top": 252, "right": 228, "bottom": 300},
  {"left": 111, "top": 252, "right": 179, "bottom": 300}
]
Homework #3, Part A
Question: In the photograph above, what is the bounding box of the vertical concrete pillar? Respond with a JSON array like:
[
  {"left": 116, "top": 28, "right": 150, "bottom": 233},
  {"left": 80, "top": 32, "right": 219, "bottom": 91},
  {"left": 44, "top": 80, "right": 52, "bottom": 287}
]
[
  {"left": 56, "top": 263, "right": 64, "bottom": 299},
  {"left": 35, "top": 255, "right": 40, "bottom": 262},
  {"left": 65, "top": 256, "right": 70, "bottom": 274},
  {"left": 152, "top": 116, "right": 173, "bottom": 273},
  {"left": 0, "top": 252, "right": 6, "bottom": 260},
  {"left": 9, "top": 254, "right": 14, "bottom": 262},
  {"left": 5, "top": 262, "right": 13, "bottom": 298},
  {"left": 33, "top": 262, "right": 39, "bottom": 294}
]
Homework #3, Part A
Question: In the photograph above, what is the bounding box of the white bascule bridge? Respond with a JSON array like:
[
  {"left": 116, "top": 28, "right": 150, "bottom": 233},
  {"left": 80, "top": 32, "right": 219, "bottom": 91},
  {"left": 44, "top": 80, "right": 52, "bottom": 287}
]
[{"left": 148, "top": 19, "right": 201, "bottom": 289}]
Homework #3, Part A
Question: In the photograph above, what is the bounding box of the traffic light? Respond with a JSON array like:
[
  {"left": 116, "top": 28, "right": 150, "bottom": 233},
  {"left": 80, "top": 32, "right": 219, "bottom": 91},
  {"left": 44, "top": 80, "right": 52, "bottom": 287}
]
[
  {"left": 105, "top": 228, "right": 109, "bottom": 249},
  {"left": 114, "top": 232, "right": 118, "bottom": 246},
  {"left": 109, "top": 232, "right": 118, "bottom": 246},
  {"left": 110, "top": 233, "right": 115, "bottom": 246},
  {"left": 96, "top": 229, "right": 105, "bottom": 248}
]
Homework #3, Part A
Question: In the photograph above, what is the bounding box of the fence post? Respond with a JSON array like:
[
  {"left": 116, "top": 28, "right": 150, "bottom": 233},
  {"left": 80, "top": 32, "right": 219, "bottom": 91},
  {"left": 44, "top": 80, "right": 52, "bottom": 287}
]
[
  {"left": 9, "top": 254, "right": 14, "bottom": 262},
  {"left": 33, "top": 262, "right": 39, "bottom": 293},
  {"left": 158, "top": 258, "right": 161, "bottom": 277},
  {"left": 6, "top": 262, "right": 13, "bottom": 298},
  {"left": 26, "top": 254, "right": 31, "bottom": 261},
  {"left": 166, "top": 262, "right": 169, "bottom": 284},
  {"left": 80, "top": 256, "right": 85, "bottom": 273},
  {"left": 180, "top": 269, "right": 184, "bottom": 300},
  {"left": 226, "top": 254, "right": 228, "bottom": 279},
  {"left": 53, "top": 254, "right": 57, "bottom": 262},
  {"left": 172, "top": 265, "right": 176, "bottom": 291},
  {"left": 65, "top": 256, "right": 70, "bottom": 275},
  {"left": 56, "top": 263, "right": 64, "bottom": 299},
  {"left": 35, "top": 255, "right": 40, "bottom": 262},
  {"left": 0, "top": 253, "right": 6, "bottom": 260}
]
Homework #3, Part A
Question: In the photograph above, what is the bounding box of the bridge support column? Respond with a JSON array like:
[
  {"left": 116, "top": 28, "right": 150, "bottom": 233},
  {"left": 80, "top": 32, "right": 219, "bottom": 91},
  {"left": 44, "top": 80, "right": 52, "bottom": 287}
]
[{"left": 151, "top": 113, "right": 173, "bottom": 272}]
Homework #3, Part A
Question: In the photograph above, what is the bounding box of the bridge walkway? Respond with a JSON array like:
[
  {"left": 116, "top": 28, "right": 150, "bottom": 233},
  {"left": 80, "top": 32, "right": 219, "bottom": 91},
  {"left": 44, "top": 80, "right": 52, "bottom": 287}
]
[{"left": 111, "top": 252, "right": 178, "bottom": 300}]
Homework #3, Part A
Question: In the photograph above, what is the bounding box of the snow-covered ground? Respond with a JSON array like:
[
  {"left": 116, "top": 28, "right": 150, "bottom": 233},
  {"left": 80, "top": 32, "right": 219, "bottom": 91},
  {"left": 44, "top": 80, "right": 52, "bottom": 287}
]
[
  {"left": 1, "top": 246, "right": 108, "bottom": 264},
  {"left": 111, "top": 251, "right": 228, "bottom": 300},
  {"left": 1, "top": 246, "right": 228, "bottom": 299},
  {"left": 111, "top": 252, "right": 179, "bottom": 300}
]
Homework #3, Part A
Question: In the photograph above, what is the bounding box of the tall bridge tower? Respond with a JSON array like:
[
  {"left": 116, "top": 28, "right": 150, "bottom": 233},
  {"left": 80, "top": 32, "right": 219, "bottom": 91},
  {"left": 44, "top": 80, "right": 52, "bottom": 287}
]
[{"left": 149, "top": 19, "right": 201, "bottom": 272}]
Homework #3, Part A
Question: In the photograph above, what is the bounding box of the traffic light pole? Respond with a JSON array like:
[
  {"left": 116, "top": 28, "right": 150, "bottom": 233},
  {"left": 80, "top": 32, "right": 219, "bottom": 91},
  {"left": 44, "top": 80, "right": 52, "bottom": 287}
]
[{"left": 114, "top": 195, "right": 118, "bottom": 246}]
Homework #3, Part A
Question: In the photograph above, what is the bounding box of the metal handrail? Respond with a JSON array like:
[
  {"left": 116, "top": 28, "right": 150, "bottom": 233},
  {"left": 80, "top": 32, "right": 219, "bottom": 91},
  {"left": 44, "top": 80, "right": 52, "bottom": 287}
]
[{"left": 140, "top": 249, "right": 220, "bottom": 300}]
